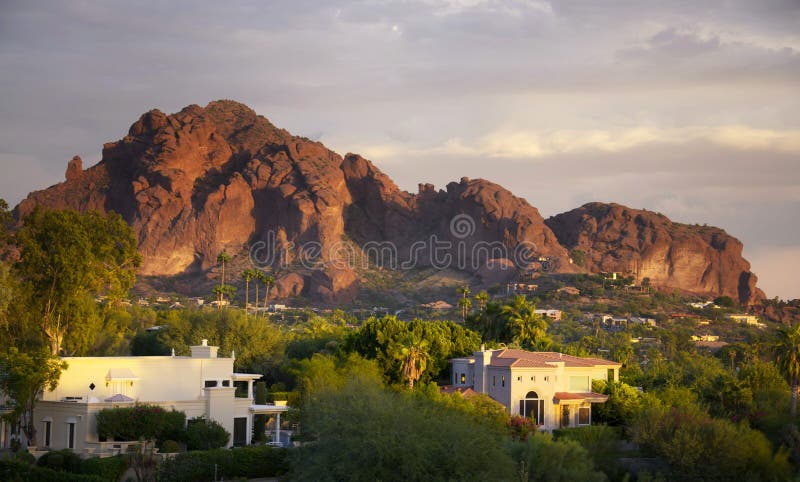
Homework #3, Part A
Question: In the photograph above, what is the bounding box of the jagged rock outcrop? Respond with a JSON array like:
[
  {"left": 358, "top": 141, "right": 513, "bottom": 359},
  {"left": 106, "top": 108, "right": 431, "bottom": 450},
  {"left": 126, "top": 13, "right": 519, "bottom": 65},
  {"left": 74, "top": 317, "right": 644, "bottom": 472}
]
[
  {"left": 545, "top": 202, "right": 765, "bottom": 305},
  {"left": 15, "top": 101, "right": 764, "bottom": 303}
]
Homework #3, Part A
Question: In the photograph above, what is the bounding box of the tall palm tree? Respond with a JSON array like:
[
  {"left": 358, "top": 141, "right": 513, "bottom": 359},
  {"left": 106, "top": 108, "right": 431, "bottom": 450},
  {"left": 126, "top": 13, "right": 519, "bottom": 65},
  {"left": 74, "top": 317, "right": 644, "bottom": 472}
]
[
  {"left": 776, "top": 323, "right": 800, "bottom": 417},
  {"left": 216, "top": 250, "right": 232, "bottom": 307},
  {"left": 262, "top": 274, "right": 275, "bottom": 314},
  {"left": 458, "top": 286, "right": 471, "bottom": 323},
  {"left": 241, "top": 269, "right": 255, "bottom": 317},
  {"left": 253, "top": 270, "right": 261, "bottom": 317},
  {"left": 474, "top": 290, "right": 490, "bottom": 313},
  {"left": 396, "top": 335, "right": 430, "bottom": 389}
]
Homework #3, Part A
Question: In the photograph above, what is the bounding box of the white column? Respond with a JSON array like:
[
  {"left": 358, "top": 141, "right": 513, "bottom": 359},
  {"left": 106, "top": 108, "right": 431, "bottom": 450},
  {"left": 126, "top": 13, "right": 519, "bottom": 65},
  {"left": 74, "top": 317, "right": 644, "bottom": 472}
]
[
  {"left": 273, "top": 413, "right": 281, "bottom": 444},
  {"left": 248, "top": 380, "right": 253, "bottom": 399}
]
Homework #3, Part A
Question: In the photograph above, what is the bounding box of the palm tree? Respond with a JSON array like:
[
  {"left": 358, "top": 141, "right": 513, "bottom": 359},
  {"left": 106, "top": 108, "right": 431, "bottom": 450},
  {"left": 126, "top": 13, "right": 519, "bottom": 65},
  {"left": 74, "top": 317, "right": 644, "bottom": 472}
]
[
  {"left": 253, "top": 270, "right": 261, "bottom": 317},
  {"left": 776, "top": 324, "right": 800, "bottom": 417},
  {"left": 241, "top": 269, "right": 255, "bottom": 317},
  {"left": 396, "top": 335, "right": 430, "bottom": 389},
  {"left": 502, "top": 295, "right": 550, "bottom": 350},
  {"left": 216, "top": 250, "right": 232, "bottom": 307},
  {"left": 262, "top": 274, "right": 275, "bottom": 314},
  {"left": 475, "top": 290, "right": 490, "bottom": 313},
  {"left": 458, "top": 286, "right": 471, "bottom": 323}
]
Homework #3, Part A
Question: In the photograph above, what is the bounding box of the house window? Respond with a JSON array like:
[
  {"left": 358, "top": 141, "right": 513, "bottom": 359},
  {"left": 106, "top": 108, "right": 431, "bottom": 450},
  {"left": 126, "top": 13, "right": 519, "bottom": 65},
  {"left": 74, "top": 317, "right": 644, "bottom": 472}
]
[
  {"left": 493, "top": 376, "right": 496, "bottom": 387},
  {"left": 43, "top": 421, "right": 51, "bottom": 447},
  {"left": 520, "top": 391, "right": 545, "bottom": 426},
  {"left": 569, "top": 376, "right": 589, "bottom": 392},
  {"left": 543, "top": 376, "right": 549, "bottom": 382},
  {"left": 517, "top": 376, "right": 521, "bottom": 381},
  {"left": 501, "top": 376, "right": 505, "bottom": 387},
  {"left": 222, "top": 380, "right": 231, "bottom": 387},
  {"left": 531, "top": 376, "right": 535, "bottom": 381},
  {"left": 461, "top": 373, "right": 466, "bottom": 384},
  {"left": 204, "top": 380, "right": 218, "bottom": 388},
  {"left": 608, "top": 369, "right": 615, "bottom": 382},
  {"left": 67, "top": 422, "right": 76, "bottom": 449},
  {"left": 578, "top": 407, "right": 591, "bottom": 425}
]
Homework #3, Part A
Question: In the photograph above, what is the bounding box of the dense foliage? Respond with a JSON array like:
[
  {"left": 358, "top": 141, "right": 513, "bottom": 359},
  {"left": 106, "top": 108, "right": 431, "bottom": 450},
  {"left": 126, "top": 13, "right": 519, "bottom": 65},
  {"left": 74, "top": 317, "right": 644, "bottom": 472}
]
[
  {"left": 158, "top": 445, "right": 289, "bottom": 482},
  {"left": 95, "top": 403, "right": 186, "bottom": 442}
]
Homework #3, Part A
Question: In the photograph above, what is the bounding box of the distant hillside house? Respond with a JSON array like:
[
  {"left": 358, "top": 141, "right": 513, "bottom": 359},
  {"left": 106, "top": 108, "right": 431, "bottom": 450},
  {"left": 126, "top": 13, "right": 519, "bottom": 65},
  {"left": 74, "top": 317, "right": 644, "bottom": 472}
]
[
  {"left": 16, "top": 340, "right": 287, "bottom": 455},
  {"left": 728, "top": 314, "right": 759, "bottom": 325},
  {"left": 448, "top": 348, "right": 620, "bottom": 430},
  {"left": 534, "top": 309, "right": 562, "bottom": 322}
]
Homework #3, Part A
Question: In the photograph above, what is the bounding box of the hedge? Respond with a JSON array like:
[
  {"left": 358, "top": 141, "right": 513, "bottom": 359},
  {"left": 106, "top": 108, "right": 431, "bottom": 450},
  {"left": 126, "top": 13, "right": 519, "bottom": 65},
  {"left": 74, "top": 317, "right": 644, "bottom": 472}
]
[
  {"left": 0, "top": 460, "right": 106, "bottom": 482},
  {"left": 80, "top": 455, "right": 128, "bottom": 481},
  {"left": 33, "top": 450, "right": 127, "bottom": 481},
  {"left": 157, "top": 445, "right": 289, "bottom": 482}
]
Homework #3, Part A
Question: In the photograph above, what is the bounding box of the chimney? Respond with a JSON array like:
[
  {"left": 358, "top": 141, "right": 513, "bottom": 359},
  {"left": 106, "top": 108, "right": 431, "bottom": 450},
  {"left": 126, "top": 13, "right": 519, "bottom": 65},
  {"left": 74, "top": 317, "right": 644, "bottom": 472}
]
[
  {"left": 190, "top": 339, "right": 219, "bottom": 358},
  {"left": 473, "top": 348, "right": 492, "bottom": 394}
]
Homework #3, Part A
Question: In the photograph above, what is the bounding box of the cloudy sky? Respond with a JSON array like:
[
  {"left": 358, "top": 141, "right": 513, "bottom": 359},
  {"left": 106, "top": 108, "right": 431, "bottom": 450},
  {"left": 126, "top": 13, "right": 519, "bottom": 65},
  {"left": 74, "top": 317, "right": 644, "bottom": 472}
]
[{"left": 1, "top": 0, "right": 798, "bottom": 299}]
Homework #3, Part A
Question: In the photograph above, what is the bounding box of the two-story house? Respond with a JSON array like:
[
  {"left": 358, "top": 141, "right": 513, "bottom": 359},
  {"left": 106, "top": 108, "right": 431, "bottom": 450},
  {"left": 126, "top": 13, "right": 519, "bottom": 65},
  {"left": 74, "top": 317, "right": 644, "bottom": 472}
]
[{"left": 448, "top": 347, "right": 619, "bottom": 429}]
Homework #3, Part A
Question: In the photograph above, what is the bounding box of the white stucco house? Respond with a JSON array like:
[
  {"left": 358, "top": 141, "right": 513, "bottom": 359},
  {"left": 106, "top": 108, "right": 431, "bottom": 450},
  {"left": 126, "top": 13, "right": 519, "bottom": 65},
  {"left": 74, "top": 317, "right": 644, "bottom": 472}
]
[
  {"left": 448, "top": 347, "right": 620, "bottom": 430},
  {"left": 20, "top": 340, "right": 287, "bottom": 454}
]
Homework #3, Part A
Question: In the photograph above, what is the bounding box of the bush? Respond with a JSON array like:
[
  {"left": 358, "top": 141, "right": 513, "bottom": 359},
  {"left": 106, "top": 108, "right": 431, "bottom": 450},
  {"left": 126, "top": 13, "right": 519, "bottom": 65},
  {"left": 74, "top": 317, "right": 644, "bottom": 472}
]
[
  {"left": 96, "top": 403, "right": 186, "bottom": 442},
  {"left": 186, "top": 417, "right": 229, "bottom": 451},
  {"left": 36, "top": 449, "right": 82, "bottom": 473},
  {"left": 157, "top": 446, "right": 289, "bottom": 482},
  {"left": 159, "top": 440, "right": 181, "bottom": 453},
  {"left": 12, "top": 450, "right": 35, "bottom": 465},
  {"left": 80, "top": 455, "right": 127, "bottom": 481}
]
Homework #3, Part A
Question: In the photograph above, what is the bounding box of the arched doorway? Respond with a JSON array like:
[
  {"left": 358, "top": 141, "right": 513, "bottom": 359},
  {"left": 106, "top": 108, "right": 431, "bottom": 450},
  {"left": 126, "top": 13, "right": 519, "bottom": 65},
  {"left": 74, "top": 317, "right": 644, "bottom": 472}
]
[{"left": 519, "top": 391, "right": 545, "bottom": 426}]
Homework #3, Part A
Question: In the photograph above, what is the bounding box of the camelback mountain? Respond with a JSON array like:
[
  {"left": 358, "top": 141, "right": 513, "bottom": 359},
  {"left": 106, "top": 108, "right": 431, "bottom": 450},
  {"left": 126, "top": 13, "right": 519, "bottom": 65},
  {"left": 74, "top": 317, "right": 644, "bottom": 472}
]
[{"left": 15, "top": 100, "right": 764, "bottom": 305}]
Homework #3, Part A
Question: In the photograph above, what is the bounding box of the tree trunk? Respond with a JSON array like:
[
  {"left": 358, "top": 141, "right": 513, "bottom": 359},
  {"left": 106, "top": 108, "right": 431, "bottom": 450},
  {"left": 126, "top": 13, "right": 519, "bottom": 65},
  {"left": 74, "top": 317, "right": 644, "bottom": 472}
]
[
  {"left": 244, "top": 279, "right": 249, "bottom": 318},
  {"left": 254, "top": 283, "right": 259, "bottom": 318},
  {"left": 793, "top": 383, "right": 798, "bottom": 418}
]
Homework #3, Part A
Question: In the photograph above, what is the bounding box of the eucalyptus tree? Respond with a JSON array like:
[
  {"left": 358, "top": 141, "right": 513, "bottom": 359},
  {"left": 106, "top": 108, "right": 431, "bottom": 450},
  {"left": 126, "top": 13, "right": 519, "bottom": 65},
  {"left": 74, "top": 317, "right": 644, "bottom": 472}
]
[{"left": 14, "top": 208, "right": 140, "bottom": 354}]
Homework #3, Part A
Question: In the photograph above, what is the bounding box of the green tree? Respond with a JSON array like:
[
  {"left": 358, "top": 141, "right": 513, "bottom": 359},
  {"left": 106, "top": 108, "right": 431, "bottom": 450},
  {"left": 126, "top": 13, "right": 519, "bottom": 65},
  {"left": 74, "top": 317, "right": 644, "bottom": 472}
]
[
  {"left": 14, "top": 208, "right": 140, "bottom": 354},
  {"left": 775, "top": 323, "right": 800, "bottom": 418},
  {"left": 0, "top": 348, "right": 67, "bottom": 447},
  {"left": 292, "top": 355, "right": 514, "bottom": 481}
]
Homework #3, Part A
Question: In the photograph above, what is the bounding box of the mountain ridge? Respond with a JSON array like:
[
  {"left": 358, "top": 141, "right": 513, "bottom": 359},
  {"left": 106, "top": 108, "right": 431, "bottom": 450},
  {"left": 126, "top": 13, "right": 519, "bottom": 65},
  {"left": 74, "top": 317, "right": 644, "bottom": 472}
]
[{"left": 14, "top": 100, "right": 765, "bottom": 305}]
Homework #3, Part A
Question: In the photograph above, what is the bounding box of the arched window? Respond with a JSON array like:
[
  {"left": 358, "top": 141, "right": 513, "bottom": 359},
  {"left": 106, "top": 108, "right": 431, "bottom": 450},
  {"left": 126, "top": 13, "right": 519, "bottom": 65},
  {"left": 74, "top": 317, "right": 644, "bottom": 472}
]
[{"left": 519, "top": 391, "right": 545, "bottom": 426}]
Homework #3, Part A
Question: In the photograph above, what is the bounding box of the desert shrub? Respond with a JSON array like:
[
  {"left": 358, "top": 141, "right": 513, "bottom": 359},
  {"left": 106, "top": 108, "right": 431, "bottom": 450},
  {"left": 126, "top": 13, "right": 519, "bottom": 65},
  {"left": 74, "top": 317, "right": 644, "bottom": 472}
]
[
  {"left": 632, "top": 400, "right": 792, "bottom": 481},
  {"left": 157, "top": 446, "right": 288, "bottom": 482},
  {"left": 555, "top": 425, "right": 622, "bottom": 479},
  {"left": 507, "top": 431, "right": 607, "bottom": 482},
  {"left": 185, "top": 417, "right": 229, "bottom": 450},
  {"left": 96, "top": 403, "right": 186, "bottom": 442}
]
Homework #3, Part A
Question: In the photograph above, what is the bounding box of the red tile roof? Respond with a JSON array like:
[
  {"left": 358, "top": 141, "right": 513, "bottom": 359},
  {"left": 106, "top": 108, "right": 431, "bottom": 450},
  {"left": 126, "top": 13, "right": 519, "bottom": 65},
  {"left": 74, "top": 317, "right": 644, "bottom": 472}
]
[{"left": 488, "top": 349, "right": 620, "bottom": 368}]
